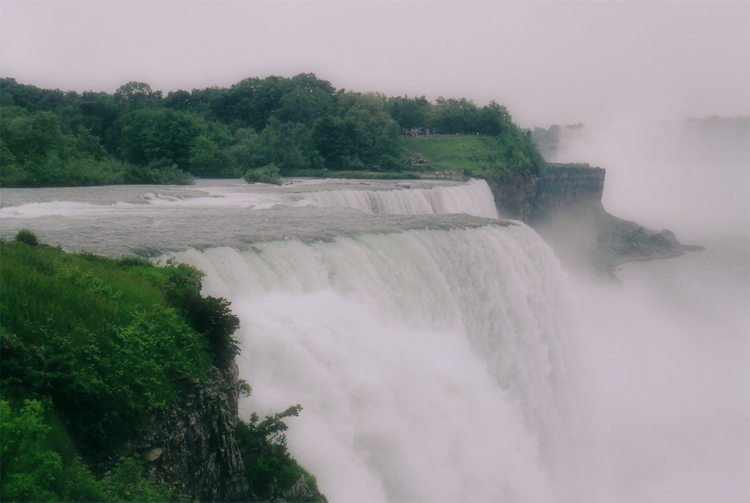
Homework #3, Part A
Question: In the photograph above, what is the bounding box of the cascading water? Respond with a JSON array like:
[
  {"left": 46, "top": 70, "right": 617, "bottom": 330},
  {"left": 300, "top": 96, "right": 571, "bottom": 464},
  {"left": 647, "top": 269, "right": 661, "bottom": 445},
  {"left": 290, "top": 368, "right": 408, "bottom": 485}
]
[
  {"left": 1, "top": 178, "right": 581, "bottom": 501},
  {"left": 297, "top": 178, "right": 499, "bottom": 218},
  {"left": 119, "top": 179, "right": 574, "bottom": 501},
  {"left": 170, "top": 223, "right": 577, "bottom": 502},
  {"left": 3, "top": 172, "right": 747, "bottom": 501}
]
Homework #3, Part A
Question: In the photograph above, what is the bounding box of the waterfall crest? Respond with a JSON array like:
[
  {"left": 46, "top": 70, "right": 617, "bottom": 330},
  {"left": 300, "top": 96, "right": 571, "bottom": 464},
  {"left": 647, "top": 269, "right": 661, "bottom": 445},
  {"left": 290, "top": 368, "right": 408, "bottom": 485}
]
[{"left": 297, "top": 179, "right": 499, "bottom": 218}]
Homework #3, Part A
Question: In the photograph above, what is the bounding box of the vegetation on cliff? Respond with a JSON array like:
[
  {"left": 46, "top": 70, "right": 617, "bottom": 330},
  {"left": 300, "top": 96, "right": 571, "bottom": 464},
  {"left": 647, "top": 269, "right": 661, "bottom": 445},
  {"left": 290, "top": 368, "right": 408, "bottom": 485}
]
[
  {"left": 0, "top": 75, "right": 543, "bottom": 186},
  {"left": 236, "top": 406, "right": 326, "bottom": 502},
  {"left": 1, "top": 231, "right": 323, "bottom": 502}
]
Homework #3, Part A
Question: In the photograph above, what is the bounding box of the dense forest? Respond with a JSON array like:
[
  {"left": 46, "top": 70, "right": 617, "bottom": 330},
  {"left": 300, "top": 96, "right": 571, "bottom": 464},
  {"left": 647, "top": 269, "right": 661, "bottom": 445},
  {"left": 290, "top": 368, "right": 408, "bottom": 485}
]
[{"left": 0, "top": 74, "right": 544, "bottom": 186}]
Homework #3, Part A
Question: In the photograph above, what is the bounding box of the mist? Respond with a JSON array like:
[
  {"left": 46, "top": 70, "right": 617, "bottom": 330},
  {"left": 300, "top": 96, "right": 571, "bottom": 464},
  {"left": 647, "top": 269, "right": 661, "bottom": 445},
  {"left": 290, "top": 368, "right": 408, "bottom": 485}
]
[
  {"left": 547, "top": 114, "right": 750, "bottom": 502},
  {"left": 548, "top": 115, "right": 749, "bottom": 240}
]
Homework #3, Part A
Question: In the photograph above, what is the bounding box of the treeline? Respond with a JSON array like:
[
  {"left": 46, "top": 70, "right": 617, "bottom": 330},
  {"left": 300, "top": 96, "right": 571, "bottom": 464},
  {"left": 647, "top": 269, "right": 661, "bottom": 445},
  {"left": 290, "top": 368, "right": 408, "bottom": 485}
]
[{"left": 0, "top": 74, "right": 544, "bottom": 187}]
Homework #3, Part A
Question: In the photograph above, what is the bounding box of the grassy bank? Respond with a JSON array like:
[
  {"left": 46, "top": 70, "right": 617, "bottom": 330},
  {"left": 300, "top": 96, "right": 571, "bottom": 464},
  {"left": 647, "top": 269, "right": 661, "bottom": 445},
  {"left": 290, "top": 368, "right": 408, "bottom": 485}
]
[
  {"left": 1, "top": 236, "right": 216, "bottom": 500},
  {"left": 283, "top": 169, "right": 420, "bottom": 180},
  {"left": 403, "top": 134, "right": 544, "bottom": 178},
  {"left": 403, "top": 136, "right": 487, "bottom": 173}
]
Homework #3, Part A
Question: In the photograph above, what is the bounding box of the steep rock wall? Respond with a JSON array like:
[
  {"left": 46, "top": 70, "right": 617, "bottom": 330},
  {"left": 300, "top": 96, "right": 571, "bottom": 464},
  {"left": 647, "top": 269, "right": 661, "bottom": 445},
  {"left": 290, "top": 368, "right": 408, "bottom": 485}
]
[
  {"left": 485, "top": 163, "right": 605, "bottom": 221},
  {"left": 109, "top": 352, "right": 249, "bottom": 502},
  {"left": 485, "top": 164, "right": 701, "bottom": 278}
]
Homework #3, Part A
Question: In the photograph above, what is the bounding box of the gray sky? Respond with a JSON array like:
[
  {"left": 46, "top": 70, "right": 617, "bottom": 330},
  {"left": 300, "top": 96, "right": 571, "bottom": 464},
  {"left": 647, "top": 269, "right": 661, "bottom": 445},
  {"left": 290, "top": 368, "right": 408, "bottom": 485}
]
[{"left": 0, "top": 0, "right": 748, "bottom": 128}]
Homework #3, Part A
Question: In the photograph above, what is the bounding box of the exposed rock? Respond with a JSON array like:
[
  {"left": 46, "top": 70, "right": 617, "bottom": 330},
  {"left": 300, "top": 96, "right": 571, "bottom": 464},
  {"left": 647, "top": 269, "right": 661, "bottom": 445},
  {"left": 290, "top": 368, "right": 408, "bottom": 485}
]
[
  {"left": 485, "top": 163, "right": 703, "bottom": 278},
  {"left": 485, "top": 173, "right": 540, "bottom": 222},
  {"left": 107, "top": 357, "right": 249, "bottom": 502}
]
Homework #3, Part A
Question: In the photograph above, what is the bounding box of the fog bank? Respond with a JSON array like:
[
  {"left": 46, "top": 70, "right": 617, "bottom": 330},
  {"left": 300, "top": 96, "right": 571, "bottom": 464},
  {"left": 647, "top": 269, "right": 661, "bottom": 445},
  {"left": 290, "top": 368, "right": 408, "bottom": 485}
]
[{"left": 549, "top": 115, "right": 749, "bottom": 240}]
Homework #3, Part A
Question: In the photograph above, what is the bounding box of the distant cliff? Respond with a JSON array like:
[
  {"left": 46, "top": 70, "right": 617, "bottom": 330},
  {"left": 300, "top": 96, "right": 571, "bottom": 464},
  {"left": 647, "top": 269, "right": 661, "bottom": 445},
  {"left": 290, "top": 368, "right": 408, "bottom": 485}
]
[{"left": 485, "top": 164, "right": 703, "bottom": 278}]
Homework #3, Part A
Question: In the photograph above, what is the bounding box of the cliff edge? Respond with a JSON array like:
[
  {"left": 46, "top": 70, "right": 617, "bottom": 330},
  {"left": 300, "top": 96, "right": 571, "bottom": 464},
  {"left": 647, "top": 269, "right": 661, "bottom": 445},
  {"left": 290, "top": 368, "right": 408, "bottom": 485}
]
[
  {"left": 111, "top": 352, "right": 250, "bottom": 502},
  {"left": 485, "top": 164, "right": 704, "bottom": 278}
]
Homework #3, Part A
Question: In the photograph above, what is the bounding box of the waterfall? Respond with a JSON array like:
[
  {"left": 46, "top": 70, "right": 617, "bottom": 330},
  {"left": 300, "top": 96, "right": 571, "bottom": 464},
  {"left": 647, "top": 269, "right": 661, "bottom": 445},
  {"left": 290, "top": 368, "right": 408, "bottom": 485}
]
[
  {"left": 170, "top": 223, "right": 577, "bottom": 502},
  {"left": 297, "top": 179, "right": 499, "bottom": 219},
  {"left": 2, "top": 178, "right": 581, "bottom": 500}
]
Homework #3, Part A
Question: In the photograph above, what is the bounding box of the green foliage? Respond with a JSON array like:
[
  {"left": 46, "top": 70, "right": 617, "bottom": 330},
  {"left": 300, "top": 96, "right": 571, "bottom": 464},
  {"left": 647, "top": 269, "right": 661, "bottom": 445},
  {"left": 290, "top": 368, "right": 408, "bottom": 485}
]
[
  {"left": 161, "top": 264, "right": 242, "bottom": 365},
  {"left": 1, "top": 400, "right": 175, "bottom": 502},
  {"left": 0, "top": 241, "right": 219, "bottom": 450},
  {"left": 1, "top": 74, "right": 546, "bottom": 185},
  {"left": 99, "top": 455, "right": 175, "bottom": 502},
  {"left": 403, "top": 133, "right": 545, "bottom": 178},
  {"left": 256, "top": 118, "right": 319, "bottom": 174},
  {"left": 236, "top": 405, "right": 325, "bottom": 502},
  {"left": 244, "top": 163, "right": 282, "bottom": 185},
  {"left": 0, "top": 240, "right": 249, "bottom": 500},
  {"left": 15, "top": 228, "right": 38, "bottom": 246},
  {"left": 117, "top": 108, "right": 201, "bottom": 170}
]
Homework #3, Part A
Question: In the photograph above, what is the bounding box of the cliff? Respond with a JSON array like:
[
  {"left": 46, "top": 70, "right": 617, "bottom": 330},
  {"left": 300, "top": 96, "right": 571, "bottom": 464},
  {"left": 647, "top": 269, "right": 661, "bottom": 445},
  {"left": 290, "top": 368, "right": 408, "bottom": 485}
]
[
  {"left": 485, "top": 163, "right": 703, "bottom": 278},
  {"left": 112, "top": 354, "right": 250, "bottom": 502}
]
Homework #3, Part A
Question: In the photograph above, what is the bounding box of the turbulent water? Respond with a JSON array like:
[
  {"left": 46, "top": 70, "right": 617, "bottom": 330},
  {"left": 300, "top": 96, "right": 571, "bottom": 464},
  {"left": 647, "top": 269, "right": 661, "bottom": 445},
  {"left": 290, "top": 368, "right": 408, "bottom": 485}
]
[{"left": 1, "top": 178, "right": 747, "bottom": 502}]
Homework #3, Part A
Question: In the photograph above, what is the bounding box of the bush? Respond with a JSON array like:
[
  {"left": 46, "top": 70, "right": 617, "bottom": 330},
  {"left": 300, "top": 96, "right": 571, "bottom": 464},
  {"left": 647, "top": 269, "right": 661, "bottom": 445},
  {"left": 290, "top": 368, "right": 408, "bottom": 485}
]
[
  {"left": 0, "top": 241, "right": 214, "bottom": 451},
  {"left": 15, "top": 228, "right": 38, "bottom": 246},
  {"left": 236, "top": 405, "right": 326, "bottom": 502},
  {"left": 378, "top": 153, "right": 410, "bottom": 172},
  {"left": 1, "top": 400, "right": 174, "bottom": 502},
  {"left": 154, "top": 163, "right": 194, "bottom": 185},
  {"left": 244, "top": 163, "right": 282, "bottom": 185}
]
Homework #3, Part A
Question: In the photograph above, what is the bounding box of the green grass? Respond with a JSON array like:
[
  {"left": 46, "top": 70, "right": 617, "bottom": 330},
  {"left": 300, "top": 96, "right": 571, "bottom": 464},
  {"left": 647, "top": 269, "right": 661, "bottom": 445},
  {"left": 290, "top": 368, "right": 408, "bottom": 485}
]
[
  {"left": 403, "top": 132, "right": 546, "bottom": 179},
  {"left": 403, "top": 136, "right": 489, "bottom": 173}
]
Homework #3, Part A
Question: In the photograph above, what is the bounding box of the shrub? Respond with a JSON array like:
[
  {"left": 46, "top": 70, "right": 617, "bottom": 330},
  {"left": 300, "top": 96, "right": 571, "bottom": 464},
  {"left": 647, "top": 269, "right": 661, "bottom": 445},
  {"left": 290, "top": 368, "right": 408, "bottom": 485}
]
[
  {"left": 15, "top": 228, "right": 38, "bottom": 246},
  {"left": 236, "top": 405, "right": 326, "bottom": 502},
  {"left": 0, "top": 241, "right": 214, "bottom": 451},
  {"left": 1, "top": 400, "right": 174, "bottom": 502},
  {"left": 244, "top": 163, "right": 282, "bottom": 185}
]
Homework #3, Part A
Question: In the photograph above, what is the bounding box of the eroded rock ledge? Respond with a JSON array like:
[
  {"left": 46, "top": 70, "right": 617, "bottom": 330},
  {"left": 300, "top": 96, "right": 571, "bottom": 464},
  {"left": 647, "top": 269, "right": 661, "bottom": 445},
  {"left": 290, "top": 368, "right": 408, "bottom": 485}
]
[{"left": 485, "top": 164, "right": 704, "bottom": 278}]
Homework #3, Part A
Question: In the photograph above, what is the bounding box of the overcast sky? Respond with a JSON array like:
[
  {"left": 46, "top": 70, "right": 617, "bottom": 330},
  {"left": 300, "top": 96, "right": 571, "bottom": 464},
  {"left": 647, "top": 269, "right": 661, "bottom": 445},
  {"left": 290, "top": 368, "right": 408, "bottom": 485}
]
[{"left": 0, "top": 0, "right": 748, "bottom": 128}]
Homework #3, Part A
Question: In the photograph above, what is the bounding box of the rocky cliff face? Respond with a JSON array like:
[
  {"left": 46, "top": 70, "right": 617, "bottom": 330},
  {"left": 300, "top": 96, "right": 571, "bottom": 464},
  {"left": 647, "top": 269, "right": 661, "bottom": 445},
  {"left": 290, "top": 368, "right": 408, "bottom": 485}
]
[
  {"left": 110, "top": 352, "right": 249, "bottom": 502},
  {"left": 486, "top": 164, "right": 702, "bottom": 278}
]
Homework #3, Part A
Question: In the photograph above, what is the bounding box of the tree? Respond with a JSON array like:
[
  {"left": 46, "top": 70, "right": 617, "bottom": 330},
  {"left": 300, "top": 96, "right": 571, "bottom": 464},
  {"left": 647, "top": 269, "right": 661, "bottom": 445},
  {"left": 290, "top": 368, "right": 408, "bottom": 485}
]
[
  {"left": 114, "top": 81, "right": 162, "bottom": 111},
  {"left": 118, "top": 109, "right": 200, "bottom": 169},
  {"left": 310, "top": 114, "right": 347, "bottom": 168},
  {"left": 164, "top": 89, "right": 192, "bottom": 111},
  {"left": 431, "top": 97, "right": 479, "bottom": 134},
  {"left": 257, "top": 118, "right": 319, "bottom": 174},
  {"left": 477, "top": 100, "right": 512, "bottom": 136}
]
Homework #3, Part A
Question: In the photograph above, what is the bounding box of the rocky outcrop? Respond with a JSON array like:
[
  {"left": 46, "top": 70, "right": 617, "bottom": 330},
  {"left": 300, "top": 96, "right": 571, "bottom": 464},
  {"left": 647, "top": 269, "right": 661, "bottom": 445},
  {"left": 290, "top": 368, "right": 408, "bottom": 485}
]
[
  {"left": 109, "top": 355, "right": 249, "bottom": 502},
  {"left": 485, "top": 163, "right": 703, "bottom": 278},
  {"left": 484, "top": 173, "right": 541, "bottom": 222}
]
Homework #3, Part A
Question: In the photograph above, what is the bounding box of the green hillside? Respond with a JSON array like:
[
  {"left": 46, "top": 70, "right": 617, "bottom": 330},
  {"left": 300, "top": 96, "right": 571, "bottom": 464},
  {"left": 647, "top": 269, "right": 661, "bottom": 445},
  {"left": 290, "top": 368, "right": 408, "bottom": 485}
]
[
  {"left": 403, "top": 134, "right": 544, "bottom": 178},
  {"left": 403, "top": 136, "right": 487, "bottom": 172}
]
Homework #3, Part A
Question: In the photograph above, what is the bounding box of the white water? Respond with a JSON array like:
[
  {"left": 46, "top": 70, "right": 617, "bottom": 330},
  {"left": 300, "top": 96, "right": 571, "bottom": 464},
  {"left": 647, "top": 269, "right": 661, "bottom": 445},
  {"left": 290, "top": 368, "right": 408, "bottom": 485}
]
[
  {"left": 170, "top": 224, "right": 577, "bottom": 502},
  {"left": 297, "top": 178, "right": 499, "bottom": 218}
]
